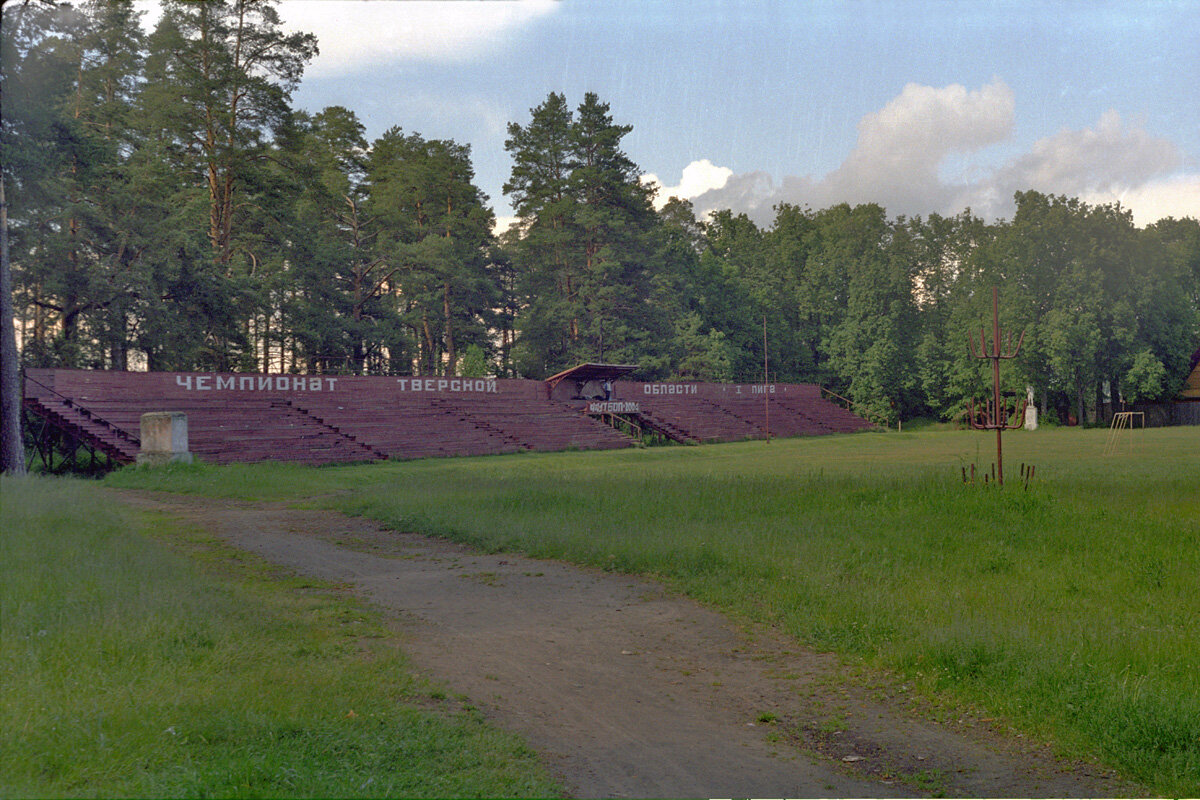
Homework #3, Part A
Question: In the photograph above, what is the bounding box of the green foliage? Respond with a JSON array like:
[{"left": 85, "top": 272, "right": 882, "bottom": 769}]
[
  {"left": 277, "top": 105, "right": 381, "bottom": 374},
  {"left": 5, "top": 0, "right": 1198, "bottom": 415},
  {"left": 369, "top": 127, "right": 500, "bottom": 376},
  {"left": 458, "top": 344, "right": 489, "bottom": 378},
  {"left": 1122, "top": 348, "right": 1167, "bottom": 402},
  {"left": 821, "top": 204, "right": 919, "bottom": 421},
  {"left": 671, "top": 311, "right": 734, "bottom": 381},
  {"left": 504, "top": 92, "right": 667, "bottom": 376},
  {"left": 0, "top": 475, "right": 558, "bottom": 797}
]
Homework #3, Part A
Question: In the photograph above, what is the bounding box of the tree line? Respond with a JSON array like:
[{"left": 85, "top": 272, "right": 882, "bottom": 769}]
[{"left": 4, "top": 0, "right": 1198, "bottom": 426}]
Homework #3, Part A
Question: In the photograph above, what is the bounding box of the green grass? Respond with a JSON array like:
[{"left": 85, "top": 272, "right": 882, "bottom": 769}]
[
  {"left": 0, "top": 476, "right": 560, "bottom": 799},
  {"left": 103, "top": 425, "right": 1200, "bottom": 795}
]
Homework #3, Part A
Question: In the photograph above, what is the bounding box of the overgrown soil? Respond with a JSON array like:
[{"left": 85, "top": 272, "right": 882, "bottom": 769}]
[{"left": 116, "top": 490, "right": 1143, "bottom": 798}]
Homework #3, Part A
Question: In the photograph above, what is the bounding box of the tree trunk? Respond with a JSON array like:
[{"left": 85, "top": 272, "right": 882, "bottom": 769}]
[
  {"left": 1076, "top": 377, "right": 1086, "bottom": 428},
  {"left": 352, "top": 340, "right": 365, "bottom": 375},
  {"left": 0, "top": 173, "right": 27, "bottom": 474},
  {"left": 422, "top": 311, "right": 435, "bottom": 374},
  {"left": 443, "top": 281, "right": 455, "bottom": 377},
  {"left": 111, "top": 333, "right": 127, "bottom": 371}
]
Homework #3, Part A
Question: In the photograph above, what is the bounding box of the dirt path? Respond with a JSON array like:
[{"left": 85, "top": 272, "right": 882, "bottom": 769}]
[{"left": 115, "top": 491, "right": 1137, "bottom": 798}]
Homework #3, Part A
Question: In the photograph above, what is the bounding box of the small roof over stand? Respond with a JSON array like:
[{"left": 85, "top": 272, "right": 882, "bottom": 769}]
[{"left": 545, "top": 363, "right": 638, "bottom": 401}]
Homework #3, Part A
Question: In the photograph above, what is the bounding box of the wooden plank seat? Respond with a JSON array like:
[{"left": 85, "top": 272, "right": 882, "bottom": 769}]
[
  {"left": 702, "top": 390, "right": 873, "bottom": 432},
  {"left": 29, "top": 392, "right": 379, "bottom": 465},
  {"left": 637, "top": 396, "right": 765, "bottom": 441},
  {"left": 767, "top": 395, "right": 874, "bottom": 433},
  {"left": 293, "top": 396, "right": 527, "bottom": 460}
]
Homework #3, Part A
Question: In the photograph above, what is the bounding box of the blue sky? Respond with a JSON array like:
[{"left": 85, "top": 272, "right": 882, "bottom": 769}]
[{"left": 146, "top": 0, "right": 1200, "bottom": 227}]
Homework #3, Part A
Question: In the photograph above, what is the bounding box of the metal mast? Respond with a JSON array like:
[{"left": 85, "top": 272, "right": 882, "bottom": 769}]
[{"left": 967, "top": 286, "right": 1026, "bottom": 485}]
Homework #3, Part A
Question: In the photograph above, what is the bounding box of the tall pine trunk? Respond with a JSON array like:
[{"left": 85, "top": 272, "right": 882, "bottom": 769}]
[
  {"left": 1, "top": 173, "right": 26, "bottom": 474},
  {"left": 443, "top": 282, "right": 455, "bottom": 377}
]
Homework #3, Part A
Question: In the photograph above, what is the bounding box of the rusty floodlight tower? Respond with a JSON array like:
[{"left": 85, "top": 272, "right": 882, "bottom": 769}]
[{"left": 967, "top": 286, "right": 1027, "bottom": 486}]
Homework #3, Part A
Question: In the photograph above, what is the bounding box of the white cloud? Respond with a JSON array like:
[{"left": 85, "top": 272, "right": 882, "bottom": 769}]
[
  {"left": 279, "top": 1, "right": 559, "bottom": 77},
  {"left": 134, "top": 1, "right": 560, "bottom": 77},
  {"left": 981, "top": 110, "right": 1178, "bottom": 194},
  {"left": 955, "top": 110, "right": 1185, "bottom": 220},
  {"left": 693, "top": 171, "right": 780, "bottom": 219},
  {"left": 822, "top": 80, "right": 1014, "bottom": 211},
  {"left": 681, "top": 82, "right": 1197, "bottom": 227},
  {"left": 859, "top": 81, "right": 1015, "bottom": 154},
  {"left": 1080, "top": 174, "right": 1200, "bottom": 227},
  {"left": 493, "top": 215, "right": 520, "bottom": 237},
  {"left": 642, "top": 159, "right": 733, "bottom": 210}
]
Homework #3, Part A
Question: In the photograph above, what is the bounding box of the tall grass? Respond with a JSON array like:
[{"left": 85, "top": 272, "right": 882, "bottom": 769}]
[
  {"left": 0, "top": 476, "right": 559, "bottom": 798},
  {"left": 105, "top": 426, "right": 1200, "bottom": 795}
]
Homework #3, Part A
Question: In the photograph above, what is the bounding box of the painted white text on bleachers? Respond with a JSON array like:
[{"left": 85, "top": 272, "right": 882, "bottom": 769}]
[
  {"left": 176, "top": 375, "right": 340, "bottom": 391},
  {"left": 643, "top": 383, "right": 698, "bottom": 395},
  {"left": 397, "top": 378, "right": 498, "bottom": 394}
]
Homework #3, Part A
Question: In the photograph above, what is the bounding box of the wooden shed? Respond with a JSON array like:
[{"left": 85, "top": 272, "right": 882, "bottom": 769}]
[{"left": 1179, "top": 346, "right": 1200, "bottom": 401}]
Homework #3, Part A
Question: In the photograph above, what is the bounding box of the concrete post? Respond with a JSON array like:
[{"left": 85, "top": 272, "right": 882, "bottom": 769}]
[{"left": 137, "top": 411, "right": 193, "bottom": 466}]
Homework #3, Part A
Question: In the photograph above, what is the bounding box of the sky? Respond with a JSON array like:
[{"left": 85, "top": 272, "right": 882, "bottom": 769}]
[{"left": 141, "top": 0, "right": 1200, "bottom": 229}]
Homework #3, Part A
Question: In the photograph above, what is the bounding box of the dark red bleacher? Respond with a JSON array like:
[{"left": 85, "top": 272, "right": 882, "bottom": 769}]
[
  {"left": 23, "top": 369, "right": 873, "bottom": 467},
  {"left": 428, "top": 395, "right": 632, "bottom": 453},
  {"left": 627, "top": 382, "right": 873, "bottom": 442},
  {"left": 637, "top": 395, "right": 760, "bottom": 442},
  {"left": 291, "top": 394, "right": 523, "bottom": 460},
  {"left": 766, "top": 391, "right": 875, "bottom": 435},
  {"left": 708, "top": 393, "right": 873, "bottom": 437},
  {"left": 23, "top": 370, "right": 375, "bottom": 465}
]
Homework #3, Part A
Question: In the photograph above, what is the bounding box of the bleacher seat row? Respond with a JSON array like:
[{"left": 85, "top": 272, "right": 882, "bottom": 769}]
[{"left": 23, "top": 369, "right": 873, "bottom": 466}]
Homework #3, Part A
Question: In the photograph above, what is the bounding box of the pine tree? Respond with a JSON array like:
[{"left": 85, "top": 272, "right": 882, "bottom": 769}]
[
  {"left": 504, "top": 92, "right": 578, "bottom": 375},
  {"left": 504, "top": 92, "right": 664, "bottom": 376},
  {"left": 3, "top": 0, "right": 81, "bottom": 366},
  {"left": 138, "top": 0, "right": 315, "bottom": 369},
  {"left": 369, "top": 128, "right": 498, "bottom": 376},
  {"left": 278, "top": 106, "right": 377, "bottom": 373},
  {"left": 54, "top": 0, "right": 145, "bottom": 369},
  {"left": 568, "top": 93, "right": 664, "bottom": 368}
]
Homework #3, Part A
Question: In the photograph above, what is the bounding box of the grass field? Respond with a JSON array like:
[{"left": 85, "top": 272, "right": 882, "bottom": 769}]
[
  {"left": 102, "top": 425, "right": 1200, "bottom": 796},
  {"left": 0, "top": 477, "right": 560, "bottom": 798}
]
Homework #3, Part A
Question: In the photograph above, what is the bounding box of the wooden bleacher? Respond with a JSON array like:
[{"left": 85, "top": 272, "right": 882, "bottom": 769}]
[
  {"left": 607, "top": 381, "right": 874, "bottom": 442},
  {"left": 23, "top": 368, "right": 873, "bottom": 467},
  {"left": 638, "top": 395, "right": 757, "bottom": 442}
]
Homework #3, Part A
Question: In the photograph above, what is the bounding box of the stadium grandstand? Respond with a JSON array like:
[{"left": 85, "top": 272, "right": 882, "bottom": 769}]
[{"left": 22, "top": 364, "right": 874, "bottom": 468}]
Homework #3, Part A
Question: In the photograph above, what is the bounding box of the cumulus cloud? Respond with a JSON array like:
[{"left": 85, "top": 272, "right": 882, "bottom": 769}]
[
  {"left": 681, "top": 81, "right": 1197, "bottom": 226},
  {"left": 1001, "top": 111, "right": 1176, "bottom": 189},
  {"left": 957, "top": 110, "right": 1183, "bottom": 218},
  {"left": 821, "top": 80, "right": 1014, "bottom": 211},
  {"left": 642, "top": 159, "right": 733, "bottom": 210},
  {"left": 1081, "top": 175, "right": 1200, "bottom": 227}
]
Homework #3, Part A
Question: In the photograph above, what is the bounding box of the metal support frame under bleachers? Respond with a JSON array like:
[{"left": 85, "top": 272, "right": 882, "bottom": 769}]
[{"left": 22, "top": 405, "right": 123, "bottom": 474}]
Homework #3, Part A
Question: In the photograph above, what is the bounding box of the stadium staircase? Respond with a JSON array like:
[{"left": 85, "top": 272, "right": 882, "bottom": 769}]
[{"left": 23, "top": 375, "right": 141, "bottom": 464}]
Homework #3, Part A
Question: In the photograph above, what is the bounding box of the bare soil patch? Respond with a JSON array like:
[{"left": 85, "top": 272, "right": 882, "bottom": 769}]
[{"left": 114, "top": 490, "right": 1140, "bottom": 798}]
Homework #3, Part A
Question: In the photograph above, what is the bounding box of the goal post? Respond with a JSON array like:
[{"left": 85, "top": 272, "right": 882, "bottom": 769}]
[{"left": 1103, "top": 411, "right": 1145, "bottom": 456}]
